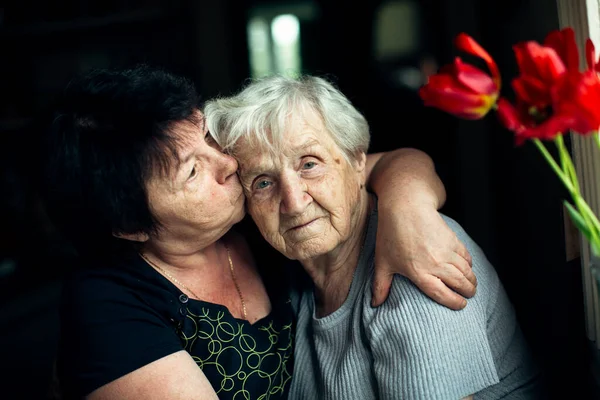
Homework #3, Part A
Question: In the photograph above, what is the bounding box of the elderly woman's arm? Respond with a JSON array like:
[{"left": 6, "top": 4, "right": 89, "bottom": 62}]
[{"left": 366, "top": 148, "right": 476, "bottom": 310}]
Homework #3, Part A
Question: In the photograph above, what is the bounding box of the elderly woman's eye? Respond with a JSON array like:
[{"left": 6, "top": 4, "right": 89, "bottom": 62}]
[
  {"left": 255, "top": 180, "right": 272, "bottom": 190},
  {"left": 302, "top": 161, "right": 317, "bottom": 169},
  {"left": 189, "top": 166, "right": 197, "bottom": 179}
]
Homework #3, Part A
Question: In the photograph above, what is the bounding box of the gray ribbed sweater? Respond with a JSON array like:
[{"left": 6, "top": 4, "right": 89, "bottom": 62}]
[{"left": 288, "top": 210, "right": 542, "bottom": 400}]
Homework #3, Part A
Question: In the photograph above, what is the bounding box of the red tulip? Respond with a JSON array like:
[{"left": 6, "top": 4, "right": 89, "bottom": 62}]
[
  {"left": 497, "top": 70, "right": 600, "bottom": 143},
  {"left": 419, "top": 33, "right": 500, "bottom": 120},
  {"left": 511, "top": 41, "right": 566, "bottom": 109},
  {"left": 496, "top": 98, "right": 574, "bottom": 144}
]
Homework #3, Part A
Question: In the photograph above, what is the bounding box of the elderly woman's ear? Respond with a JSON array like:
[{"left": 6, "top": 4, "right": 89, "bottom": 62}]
[{"left": 354, "top": 151, "right": 367, "bottom": 188}]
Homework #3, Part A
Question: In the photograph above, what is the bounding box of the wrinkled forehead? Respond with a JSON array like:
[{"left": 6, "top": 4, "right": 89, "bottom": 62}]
[
  {"left": 231, "top": 135, "right": 280, "bottom": 175},
  {"left": 233, "top": 106, "right": 328, "bottom": 155}
]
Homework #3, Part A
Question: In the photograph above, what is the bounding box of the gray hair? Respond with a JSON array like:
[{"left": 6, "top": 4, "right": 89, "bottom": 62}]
[{"left": 204, "top": 75, "right": 370, "bottom": 161}]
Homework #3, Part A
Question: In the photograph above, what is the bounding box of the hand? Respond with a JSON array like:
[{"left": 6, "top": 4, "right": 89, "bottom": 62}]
[{"left": 372, "top": 203, "right": 476, "bottom": 310}]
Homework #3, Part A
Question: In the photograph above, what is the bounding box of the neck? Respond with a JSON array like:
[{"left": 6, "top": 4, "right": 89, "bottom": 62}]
[
  {"left": 303, "top": 192, "right": 374, "bottom": 317},
  {"left": 141, "top": 234, "right": 231, "bottom": 280}
]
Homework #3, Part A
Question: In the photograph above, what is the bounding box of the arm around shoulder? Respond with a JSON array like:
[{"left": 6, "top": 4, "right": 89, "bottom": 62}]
[{"left": 365, "top": 148, "right": 476, "bottom": 309}]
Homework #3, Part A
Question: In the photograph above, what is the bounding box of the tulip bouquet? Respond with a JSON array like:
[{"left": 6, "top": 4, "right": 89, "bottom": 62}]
[{"left": 419, "top": 28, "right": 600, "bottom": 257}]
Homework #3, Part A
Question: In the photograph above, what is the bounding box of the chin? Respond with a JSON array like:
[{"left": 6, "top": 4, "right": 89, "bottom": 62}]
[{"left": 288, "top": 243, "right": 331, "bottom": 261}]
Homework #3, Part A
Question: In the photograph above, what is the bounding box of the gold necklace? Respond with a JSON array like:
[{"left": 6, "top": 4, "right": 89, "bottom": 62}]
[
  {"left": 139, "top": 252, "right": 202, "bottom": 300},
  {"left": 140, "top": 245, "right": 248, "bottom": 320},
  {"left": 225, "top": 243, "right": 248, "bottom": 320}
]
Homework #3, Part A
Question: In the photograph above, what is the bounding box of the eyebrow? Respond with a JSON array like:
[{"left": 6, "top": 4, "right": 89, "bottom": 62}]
[
  {"left": 296, "top": 138, "right": 320, "bottom": 152},
  {"left": 174, "top": 116, "right": 207, "bottom": 169},
  {"left": 166, "top": 149, "right": 194, "bottom": 183},
  {"left": 177, "top": 151, "right": 196, "bottom": 167},
  {"left": 173, "top": 128, "right": 207, "bottom": 177},
  {"left": 239, "top": 163, "right": 271, "bottom": 184}
]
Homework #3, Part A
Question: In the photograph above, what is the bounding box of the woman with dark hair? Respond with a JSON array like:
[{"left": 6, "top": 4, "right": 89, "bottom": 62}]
[{"left": 42, "top": 65, "right": 474, "bottom": 399}]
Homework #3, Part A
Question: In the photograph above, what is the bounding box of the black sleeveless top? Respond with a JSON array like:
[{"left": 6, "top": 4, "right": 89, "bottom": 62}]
[{"left": 57, "top": 228, "right": 295, "bottom": 399}]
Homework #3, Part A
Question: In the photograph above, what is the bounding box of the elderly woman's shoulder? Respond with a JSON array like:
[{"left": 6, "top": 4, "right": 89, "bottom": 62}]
[
  {"left": 439, "top": 213, "right": 502, "bottom": 288},
  {"left": 366, "top": 213, "right": 505, "bottom": 324}
]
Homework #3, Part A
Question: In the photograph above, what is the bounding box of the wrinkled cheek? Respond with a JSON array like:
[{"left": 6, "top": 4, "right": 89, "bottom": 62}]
[
  {"left": 260, "top": 229, "right": 287, "bottom": 256},
  {"left": 328, "top": 214, "right": 350, "bottom": 239},
  {"left": 249, "top": 204, "right": 282, "bottom": 249}
]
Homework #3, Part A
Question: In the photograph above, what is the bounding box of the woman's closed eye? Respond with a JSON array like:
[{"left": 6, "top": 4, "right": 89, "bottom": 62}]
[
  {"left": 188, "top": 165, "right": 197, "bottom": 180},
  {"left": 187, "top": 161, "right": 201, "bottom": 181}
]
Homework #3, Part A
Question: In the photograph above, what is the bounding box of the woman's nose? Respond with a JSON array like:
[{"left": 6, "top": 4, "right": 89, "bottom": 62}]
[
  {"left": 214, "top": 151, "right": 239, "bottom": 184},
  {"left": 280, "top": 174, "right": 310, "bottom": 216}
]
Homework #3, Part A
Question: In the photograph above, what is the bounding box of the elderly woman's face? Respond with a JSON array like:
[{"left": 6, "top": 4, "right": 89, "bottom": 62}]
[{"left": 236, "top": 108, "right": 366, "bottom": 260}]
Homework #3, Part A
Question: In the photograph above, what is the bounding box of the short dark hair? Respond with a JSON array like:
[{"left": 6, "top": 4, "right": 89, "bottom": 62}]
[{"left": 40, "top": 64, "right": 202, "bottom": 257}]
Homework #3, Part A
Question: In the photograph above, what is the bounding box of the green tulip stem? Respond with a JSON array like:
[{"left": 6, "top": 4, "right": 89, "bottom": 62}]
[
  {"left": 537, "top": 137, "right": 600, "bottom": 251},
  {"left": 533, "top": 138, "right": 600, "bottom": 242},
  {"left": 573, "top": 193, "right": 600, "bottom": 233},
  {"left": 554, "top": 135, "right": 580, "bottom": 194},
  {"left": 533, "top": 139, "right": 575, "bottom": 195},
  {"left": 574, "top": 195, "right": 600, "bottom": 250}
]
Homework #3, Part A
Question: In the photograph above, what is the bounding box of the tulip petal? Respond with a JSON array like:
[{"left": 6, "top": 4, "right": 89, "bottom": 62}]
[
  {"left": 517, "top": 113, "right": 574, "bottom": 142},
  {"left": 419, "top": 83, "right": 494, "bottom": 119},
  {"left": 586, "top": 39, "right": 596, "bottom": 71},
  {"left": 512, "top": 76, "right": 552, "bottom": 107},
  {"left": 553, "top": 71, "right": 600, "bottom": 134},
  {"left": 453, "top": 58, "right": 498, "bottom": 94},
  {"left": 544, "top": 27, "right": 579, "bottom": 72},
  {"left": 455, "top": 33, "right": 501, "bottom": 86},
  {"left": 514, "top": 42, "right": 542, "bottom": 77},
  {"left": 496, "top": 98, "right": 526, "bottom": 133},
  {"left": 513, "top": 42, "right": 566, "bottom": 81},
  {"left": 539, "top": 48, "right": 568, "bottom": 80}
]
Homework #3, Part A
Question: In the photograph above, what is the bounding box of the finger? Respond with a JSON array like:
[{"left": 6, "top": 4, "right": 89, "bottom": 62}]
[
  {"left": 462, "top": 266, "right": 477, "bottom": 289},
  {"left": 435, "top": 261, "right": 476, "bottom": 298},
  {"left": 417, "top": 276, "right": 468, "bottom": 310},
  {"left": 451, "top": 252, "right": 478, "bottom": 289},
  {"left": 371, "top": 262, "right": 394, "bottom": 308},
  {"left": 455, "top": 241, "right": 473, "bottom": 267}
]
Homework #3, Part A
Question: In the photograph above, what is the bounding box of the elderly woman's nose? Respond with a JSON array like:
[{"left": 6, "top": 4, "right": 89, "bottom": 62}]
[{"left": 280, "top": 175, "right": 310, "bottom": 215}]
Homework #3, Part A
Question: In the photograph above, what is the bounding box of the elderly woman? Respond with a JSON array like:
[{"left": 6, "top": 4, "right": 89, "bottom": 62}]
[
  {"left": 205, "top": 75, "right": 544, "bottom": 399},
  {"left": 40, "top": 65, "right": 475, "bottom": 399}
]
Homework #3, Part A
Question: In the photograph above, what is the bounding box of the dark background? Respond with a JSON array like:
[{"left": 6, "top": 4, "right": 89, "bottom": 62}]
[{"left": 0, "top": 0, "right": 595, "bottom": 398}]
